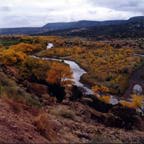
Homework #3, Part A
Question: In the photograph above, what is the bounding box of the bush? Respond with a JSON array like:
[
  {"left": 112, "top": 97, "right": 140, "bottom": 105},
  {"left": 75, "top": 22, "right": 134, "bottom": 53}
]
[
  {"left": 0, "top": 49, "right": 27, "bottom": 65},
  {"left": 59, "top": 109, "right": 75, "bottom": 120},
  {"left": 34, "top": 113, "right": 56, "bottom": 141},
  {"left": 120, "top": 95, "right": 144, "bottom": 109},
  {"left": 91, "top": 134, "right": 122, "bottom": 144},
  {"left": 10, "top": 43, "right": 43, "bottom": 54},
  {"left": 51, "top": 107, "right": 76, "bottom": 120},
  {"left": 0, "top": 72, "right": 41, "bottom": 107}
]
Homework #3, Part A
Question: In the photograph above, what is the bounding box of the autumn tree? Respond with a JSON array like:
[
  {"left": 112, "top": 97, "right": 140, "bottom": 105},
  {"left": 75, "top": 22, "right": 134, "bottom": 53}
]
[{"left": 46, "top": 61, "right": 72, "bottom": 86}]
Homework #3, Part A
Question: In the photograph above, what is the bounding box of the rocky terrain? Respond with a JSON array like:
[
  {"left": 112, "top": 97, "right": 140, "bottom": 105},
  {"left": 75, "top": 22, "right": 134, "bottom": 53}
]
[
  {"left": 0, "top": 35, "right": 144, "bottom": 143},
  {"left": 0, "top": 66, "right": 144, "bottom": 144}
]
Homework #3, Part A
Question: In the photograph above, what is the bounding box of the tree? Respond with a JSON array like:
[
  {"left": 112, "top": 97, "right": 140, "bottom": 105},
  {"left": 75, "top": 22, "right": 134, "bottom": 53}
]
[{"left": 46, "top": 62, "right": 72, "bottom": 86}]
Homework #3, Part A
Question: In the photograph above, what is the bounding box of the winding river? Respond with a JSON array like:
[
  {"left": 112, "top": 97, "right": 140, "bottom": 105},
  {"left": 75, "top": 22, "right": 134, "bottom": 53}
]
[
  {"left": 31, "top": 48, "right": 144, "bottom": 107},
  {"left": 32, "top": 42, "right": 121, "bottom": 105},
  {"left": 32, "top": 56, "right": 94, "bottom": 95},
  {"left": 32, "top": 55, "right": 119, "bottom": 105}
]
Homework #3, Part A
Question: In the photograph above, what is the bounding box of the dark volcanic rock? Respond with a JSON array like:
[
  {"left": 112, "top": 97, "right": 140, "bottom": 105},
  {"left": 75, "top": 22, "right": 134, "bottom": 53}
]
[
  {"left": 86, "top": 95, "right": 113, "bottom": 113},
  {"left": 106, "top": 104, "right": 144, "bottom": 130},
  {"left": 70, "top": 85, "right": 83, "bottom": 101},
  {"left": 48, "top": 84, "right": 66, "bottom": 103}
]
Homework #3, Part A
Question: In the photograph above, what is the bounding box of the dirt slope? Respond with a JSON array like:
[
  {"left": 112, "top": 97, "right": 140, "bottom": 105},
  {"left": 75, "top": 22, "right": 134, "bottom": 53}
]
[
  {"left": 0, "top": 98, "right": 144, "bottom": 144},
  {"left": 0, "top": 99, "right": 50, "bottom": 144}
]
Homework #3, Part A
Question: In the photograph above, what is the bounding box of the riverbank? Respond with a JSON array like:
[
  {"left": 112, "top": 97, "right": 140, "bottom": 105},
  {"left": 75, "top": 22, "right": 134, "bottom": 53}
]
[
  {"left": 32, "top": 55, "right": 94, "bottom": 95},
  {"left": 35, "top": 53, "right": 95, "bottom": 90}
]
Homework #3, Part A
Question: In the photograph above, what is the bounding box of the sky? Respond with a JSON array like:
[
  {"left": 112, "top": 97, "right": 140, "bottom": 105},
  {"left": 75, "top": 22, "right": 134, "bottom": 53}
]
[{"left": 0, "top": 0, "right": 144, "bottom": 28}]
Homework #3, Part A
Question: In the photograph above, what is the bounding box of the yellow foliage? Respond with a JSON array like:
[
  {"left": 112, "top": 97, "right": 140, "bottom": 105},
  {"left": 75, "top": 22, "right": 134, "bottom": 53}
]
[
  {"left": 10, "top": 43, "right": 42, "bottom": 54},
  {"left": 120, "top": 101, "right": 136, "bottom": 109},
  {"left": 40, "top": 46, "right": 85, "bottom": 57},
  {"left": 92, "top": 85, "right": 109, "bottom": 94},
  {"left": 131, "top": 95, "right": 144, "bottom": 108},
  {"left": 46, "top": 62, "right": 72, "bottom": 85},
  {"left": 1, "top": 36, "right": 143, "bottom": 96},
  {"left": 98, "top": 95, "right": 111, "bottom": 104},
  {"left": 120, "top": 95, "right": 144, "bottom": 109},
  {"left": 1, "top": 49, "right": 27, "bottom": 65},
  {"left": 40, "top": 42, "right": 141, "bottom": 95}
]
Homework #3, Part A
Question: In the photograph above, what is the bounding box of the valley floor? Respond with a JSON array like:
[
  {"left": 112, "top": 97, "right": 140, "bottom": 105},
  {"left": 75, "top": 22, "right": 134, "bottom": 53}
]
[{"left": 0, "top": 36, "right": 144, "bottom": 143}]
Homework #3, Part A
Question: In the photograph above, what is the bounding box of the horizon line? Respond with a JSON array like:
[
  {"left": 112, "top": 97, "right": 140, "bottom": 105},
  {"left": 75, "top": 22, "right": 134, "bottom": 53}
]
[{"left": 0, "top": 15, "right": 143, "bottom": 29}]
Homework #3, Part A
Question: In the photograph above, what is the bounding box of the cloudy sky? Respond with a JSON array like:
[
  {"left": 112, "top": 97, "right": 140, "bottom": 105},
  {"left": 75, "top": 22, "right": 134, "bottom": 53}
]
[{"left": 0, "top": 0, "right": 144, "bottom": 28}]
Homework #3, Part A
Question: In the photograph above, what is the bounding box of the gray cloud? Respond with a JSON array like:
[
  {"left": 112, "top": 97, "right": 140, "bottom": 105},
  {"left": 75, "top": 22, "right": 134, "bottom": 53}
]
[
  {"left": 0, "top": 6, "right": 11, "bottom": 12},
  {"left": 88, "top": 0, "right": 144, "bottom": 14},
  {"left": 0, "top": 0, "right": 143, "bottom": 28}
]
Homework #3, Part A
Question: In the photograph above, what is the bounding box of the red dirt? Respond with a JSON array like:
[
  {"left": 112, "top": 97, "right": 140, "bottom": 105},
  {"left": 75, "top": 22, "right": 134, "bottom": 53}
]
[{"left": 0, "top": 99, "right": 49, "bottom": 144}]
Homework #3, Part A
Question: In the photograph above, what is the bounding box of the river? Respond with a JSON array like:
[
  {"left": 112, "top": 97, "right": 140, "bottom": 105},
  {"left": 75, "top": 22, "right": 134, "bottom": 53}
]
[
  {"left": 32, "top": 56, "right": 94, "bottom": 95},
  {"left": 32, "top": 55, "right": 119, "bottom": 105}
]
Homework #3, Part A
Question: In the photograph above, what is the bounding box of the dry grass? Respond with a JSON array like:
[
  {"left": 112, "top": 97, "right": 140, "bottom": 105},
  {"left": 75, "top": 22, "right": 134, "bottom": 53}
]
[
  {"left": 91, "top": 134, "right": 123, "bottom": 144},
  {"left": 49, "top": 106, "right": 76, "bottom": 120},
  {"left": 0, "top": 72, "right": 41, "bottom": 107},
  {"left": 34, "top": 112, "right": 58, "bottom": 141}
]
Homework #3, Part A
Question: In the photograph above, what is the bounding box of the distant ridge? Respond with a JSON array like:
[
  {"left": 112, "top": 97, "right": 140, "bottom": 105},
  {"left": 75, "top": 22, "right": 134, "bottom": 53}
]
[{"left": 0, "top": 16, "right": 144, "bottom": 38}]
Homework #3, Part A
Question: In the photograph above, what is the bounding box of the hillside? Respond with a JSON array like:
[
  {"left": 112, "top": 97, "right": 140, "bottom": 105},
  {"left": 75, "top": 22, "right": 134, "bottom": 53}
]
[
  {"left": 43, "top": 20, "right": 125, "bottom": 30},
  {"left": 0, "top": 68, "right": 143, "bottom": 143},
  {"left": 42, "top": 16, "right": 144, "bottom": 39}
]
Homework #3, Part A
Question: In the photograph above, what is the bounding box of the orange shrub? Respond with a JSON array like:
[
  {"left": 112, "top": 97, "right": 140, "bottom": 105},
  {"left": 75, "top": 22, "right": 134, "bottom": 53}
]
[
  {"left": 10, "top": 43, "right": 43, "bottom": 54},
  {"left": 46, "top": 61, "right": 72, "bottom": 85},
  {"left": 92, "top": 85, "right": 109, "bottom": 94},
  {"left": 120, "top": 101, "right": 135, "bottom": 109},
  {"left": 1, "top": 49, "right": 27, "bottom": 65},
  {"left": 132, "top": 95, "right": 144, "bottom": 108},
  {"left": 120, "top": 95, "right": 144, "bottom": 109},
  {"left": 98, "top": 95, "right": 111, "bottom": 104}
]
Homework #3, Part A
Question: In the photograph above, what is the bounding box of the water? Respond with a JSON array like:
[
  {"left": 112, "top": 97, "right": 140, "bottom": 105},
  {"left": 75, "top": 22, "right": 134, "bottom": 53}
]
[
  {"left": 64, "top": 60, "right": 94, "bottom": 95},
  {"left": 47, "top": 43, "right": 54, "bottom": 49},
  {"left": 32, "top": 56, "right": 120, "bottom": 104},
  {"left": 31, "top": 54, "right": 144, "bottom": 106},
  {"left": 32, "top": 56, "right": 93, "bottom": 95}
]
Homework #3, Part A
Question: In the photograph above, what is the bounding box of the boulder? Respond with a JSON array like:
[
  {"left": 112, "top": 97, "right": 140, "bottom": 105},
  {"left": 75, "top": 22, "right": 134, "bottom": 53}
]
[
  {"left": 133, "top": 84, "right": 143, "bottom": 94},
  {"left": 70, "top": 85, "right": 83, "bottom": 101}
]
